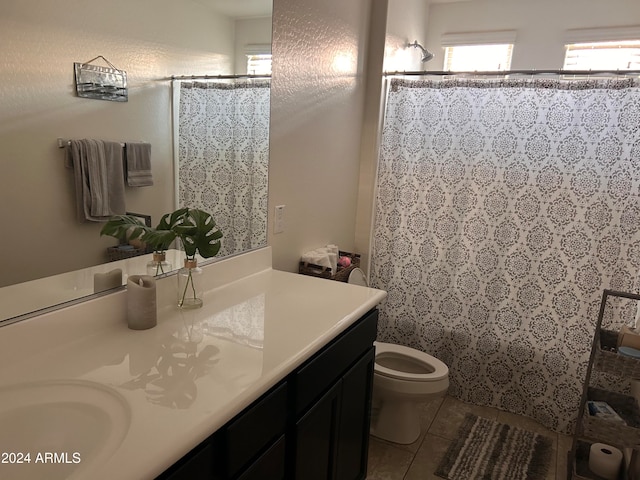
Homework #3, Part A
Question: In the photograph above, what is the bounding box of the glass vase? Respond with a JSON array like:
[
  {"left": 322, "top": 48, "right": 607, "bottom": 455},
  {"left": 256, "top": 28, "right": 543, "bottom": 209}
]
[
  {"left": 178, "top": 258, "right": 203, "bottom": 309},
  {"left": 146, "top": 252, "right": 172, "bottom": 277}
]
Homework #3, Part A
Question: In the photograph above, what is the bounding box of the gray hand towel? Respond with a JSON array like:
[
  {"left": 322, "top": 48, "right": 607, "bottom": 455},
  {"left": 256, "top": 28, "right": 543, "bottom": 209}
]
[
  {"left": 125, "top": 142, "right": 153, "bottom": 186},
  {"left": 67, "top": 139, "right": 126, "bottom": 222}
]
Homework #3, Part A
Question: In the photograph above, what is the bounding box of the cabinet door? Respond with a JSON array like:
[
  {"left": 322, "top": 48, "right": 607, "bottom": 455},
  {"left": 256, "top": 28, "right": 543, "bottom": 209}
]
[
  {"left": 237, "top": 435, "right": 285, "bottom": 480},
  {"left": 335, "top": 348, "right": 375, "bottom": 480},
  {"left": 157, "top": 442, "right": 214, "bottom": 480},
  {"left": 294, "top": 382, "right": 342, "bottom": 480},
  {"left": 225, "top": 383, "right": 287, "bottom": 478},
  {"left": 294, "top": 348, "right": 376, "bottom": 480},
  {"left": 294, "top": 309, "right": 377, "bottom": 416}
]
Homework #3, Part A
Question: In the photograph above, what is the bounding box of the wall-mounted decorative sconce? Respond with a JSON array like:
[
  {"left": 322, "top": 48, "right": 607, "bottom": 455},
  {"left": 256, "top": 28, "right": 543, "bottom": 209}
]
[{"left": 74, "top": 56, "right": 128, "bottom": 102}]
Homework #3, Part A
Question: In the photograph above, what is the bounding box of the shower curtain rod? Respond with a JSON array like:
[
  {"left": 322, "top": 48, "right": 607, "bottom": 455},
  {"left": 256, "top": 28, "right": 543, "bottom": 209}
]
[
  {"left": 384, "top": 69, "right": 640, "bottom": 77},
  {"left": 170, "top": 74, "right": 271, "bottom": 80}
]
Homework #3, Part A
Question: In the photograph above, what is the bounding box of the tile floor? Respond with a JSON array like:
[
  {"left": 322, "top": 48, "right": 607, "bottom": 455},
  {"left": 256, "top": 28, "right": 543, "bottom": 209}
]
[{"left": 366, "top": 395, "right": 573, "bottom": 480}]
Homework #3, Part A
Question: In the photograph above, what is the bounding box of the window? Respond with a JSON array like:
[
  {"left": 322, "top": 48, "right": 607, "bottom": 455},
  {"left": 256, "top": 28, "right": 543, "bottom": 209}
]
[
  {"left": 563, "top": 40, "right": 640, "bottom": 70},
  {"left": 246, "top": 54, "right": 272, "bottom": 75},
  {"left": 245, "top": 44, "right": 272, "bottom": 75},
  {"left": 441, "top": 31, "right": 516, "bottom": 72},
  {"left": 444, "top": 44, "right": 513, "bottom": 71}
]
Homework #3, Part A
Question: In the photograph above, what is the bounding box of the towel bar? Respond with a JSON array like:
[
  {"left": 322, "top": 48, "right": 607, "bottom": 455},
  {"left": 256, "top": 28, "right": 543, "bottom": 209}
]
[{"left": 58, "top": 138, "right": 127, "bottom": 148}]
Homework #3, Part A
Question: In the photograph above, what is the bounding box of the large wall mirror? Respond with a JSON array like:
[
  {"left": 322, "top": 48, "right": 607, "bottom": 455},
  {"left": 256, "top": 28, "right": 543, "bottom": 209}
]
[{"left": 0, "top": 0, "right": 272, "bottom": 323}]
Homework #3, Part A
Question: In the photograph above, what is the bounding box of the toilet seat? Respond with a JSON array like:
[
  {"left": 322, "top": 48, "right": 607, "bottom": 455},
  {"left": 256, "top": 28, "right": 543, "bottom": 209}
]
[
  {"left": 374, "top": 341, "right": 448, "bottom": 382},
  {"left": 347, "top": 267, "right": 368, "bottom": 287}
]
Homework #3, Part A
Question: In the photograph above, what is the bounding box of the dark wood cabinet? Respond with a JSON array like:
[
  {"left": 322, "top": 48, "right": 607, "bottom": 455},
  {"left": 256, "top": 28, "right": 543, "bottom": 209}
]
[
  {"left": 293, "top": 348, "right": 375, "bottom": 480},
  {"left": 158, "top": 442, "right": 215, "bottom": 480},
  {"left": 223, "top": 383, "right": 288, "bottom": 478},
  {"left": 236, "top": 435, "right": 286, "bottom": 480},
  {"left": 335, "top": 348, "right": 375, "bottom": 480},
  {"left": 158, "top": 308, "right": 378, "bottom": 480},
  {"left": 294, "top": 382, "right": 342, "bottom": 480}
]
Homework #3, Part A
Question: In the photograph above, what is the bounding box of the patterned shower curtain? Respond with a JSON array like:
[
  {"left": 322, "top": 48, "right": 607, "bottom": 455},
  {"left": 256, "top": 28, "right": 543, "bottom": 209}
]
[
  {"left": 371, "top": 76, "right": 640, "bottom": 434},
  {"left": 176, "top": 80, "right": 270, "bottom": 258}
]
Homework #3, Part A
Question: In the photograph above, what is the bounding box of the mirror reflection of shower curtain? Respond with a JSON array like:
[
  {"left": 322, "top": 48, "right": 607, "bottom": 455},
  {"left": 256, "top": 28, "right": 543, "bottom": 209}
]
[
  {"left": 371, "top": 76, "right": 640, "bottom": 435},
  {"left": 174, "top": 79, "right": 270, "bottom": 257}
]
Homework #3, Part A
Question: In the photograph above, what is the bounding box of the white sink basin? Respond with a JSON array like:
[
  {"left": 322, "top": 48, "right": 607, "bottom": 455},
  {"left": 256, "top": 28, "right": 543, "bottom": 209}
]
[{"left": 0, "top": 380, "right": 131, "bottom": 480}]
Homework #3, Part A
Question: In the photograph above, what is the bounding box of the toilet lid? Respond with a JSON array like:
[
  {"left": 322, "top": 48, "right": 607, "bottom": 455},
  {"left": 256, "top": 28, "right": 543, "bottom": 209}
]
[
  {"left": 347, "top": 268, "right": 368, "bottom": 287},
  {"left": 374, "top": 341, "right": 448, "bottom": 382}
]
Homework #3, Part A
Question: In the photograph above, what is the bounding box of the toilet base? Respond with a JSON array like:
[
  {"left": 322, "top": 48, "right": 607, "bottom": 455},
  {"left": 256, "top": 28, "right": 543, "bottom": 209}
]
[{"left": 370, "top": 396, "right": 422, "bottom": 445}]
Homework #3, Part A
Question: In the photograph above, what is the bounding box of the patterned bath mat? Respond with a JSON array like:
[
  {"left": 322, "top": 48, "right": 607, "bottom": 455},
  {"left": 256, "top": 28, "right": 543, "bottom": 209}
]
[{"left": 435, "top": 413, "right": 553, "bottom": 480}]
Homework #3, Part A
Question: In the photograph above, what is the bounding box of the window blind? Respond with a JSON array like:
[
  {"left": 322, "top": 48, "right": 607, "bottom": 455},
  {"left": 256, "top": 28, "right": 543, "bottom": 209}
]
[
  {"left": 564, "top": 41, "right": 640, "bottom": 70},
  {"left": 444, "top": 44, "right": 514, "bottom": 71}
]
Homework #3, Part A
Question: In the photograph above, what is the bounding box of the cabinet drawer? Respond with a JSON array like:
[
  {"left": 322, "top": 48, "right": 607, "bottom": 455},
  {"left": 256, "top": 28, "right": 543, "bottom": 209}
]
[
  {"left": 226, "top": 382, "right": 287, "bottom": 477},
  {"left": 294, "top": 309, "right": 377, "bottom": 415},
  {"left": 236, "top": 435, "right": 285, "bottom": 480}
]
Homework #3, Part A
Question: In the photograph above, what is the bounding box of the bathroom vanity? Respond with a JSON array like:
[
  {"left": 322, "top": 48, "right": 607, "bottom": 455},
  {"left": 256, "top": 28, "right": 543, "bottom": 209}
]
[
  {"left": 160, "top": 308, "right": 378, "bottom": 480},
  {"left": 0, "top": 247, "right": 386, "bottom": 480}
]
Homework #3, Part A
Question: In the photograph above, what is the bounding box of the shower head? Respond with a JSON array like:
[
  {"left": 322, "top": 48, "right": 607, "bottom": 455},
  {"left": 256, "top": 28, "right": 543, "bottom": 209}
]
[{"left": 408, "top": 40, "right": 434, "bottom": 63}]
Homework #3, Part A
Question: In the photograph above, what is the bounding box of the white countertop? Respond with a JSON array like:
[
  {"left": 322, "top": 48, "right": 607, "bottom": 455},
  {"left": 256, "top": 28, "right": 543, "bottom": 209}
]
[{"left": 0, "top": 247, "right": 386, "bottom": 480}]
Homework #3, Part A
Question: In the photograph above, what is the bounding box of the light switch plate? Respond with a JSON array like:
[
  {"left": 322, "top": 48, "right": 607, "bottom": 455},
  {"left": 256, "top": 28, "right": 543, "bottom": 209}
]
[{"left": 274, "top": 205, "right": 285, "bottom": 234}]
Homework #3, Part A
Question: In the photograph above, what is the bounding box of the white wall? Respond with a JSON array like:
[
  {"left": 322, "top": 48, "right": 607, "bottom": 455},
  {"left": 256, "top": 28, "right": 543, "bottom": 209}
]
[
  {"left": 234, "top": 17, "right": 273, "bottom": 75},
  {"left": 425, "top": 0, "right": 640, "bottom": 70},
  {"left": 0, "top": 0, "right": 235, "bottom": 287},
  {"left": 385, "top": 0, "right": 431, "bottom": 72},
  {"left": 269, "top": 0, "right": 374, "bottom": 272}
]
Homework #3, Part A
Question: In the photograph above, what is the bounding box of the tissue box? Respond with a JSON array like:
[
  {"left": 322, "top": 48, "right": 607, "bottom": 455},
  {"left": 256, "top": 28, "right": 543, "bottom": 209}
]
[
  {"left": 618, "top": 325, "right": 640, "bottom": 350},
  {"left": 299, "top": 251, "right": 360, "bottom": 282}
]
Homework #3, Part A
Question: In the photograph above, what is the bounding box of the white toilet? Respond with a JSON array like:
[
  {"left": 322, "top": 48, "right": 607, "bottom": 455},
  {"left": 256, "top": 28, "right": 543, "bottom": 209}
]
[
  {"left": 371, "top": 341, "right": 449, "bottom": 444},
  {"left": 347, "top": 268, "right": 450, "bottom": 444}
]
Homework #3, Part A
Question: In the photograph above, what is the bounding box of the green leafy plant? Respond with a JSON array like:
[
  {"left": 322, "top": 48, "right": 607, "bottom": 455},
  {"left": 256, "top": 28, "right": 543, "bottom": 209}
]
[
  {"left": 101, "top": 208, "right": 222, "bottom": 258},
  {"left": 101, "top": 208, "right": 223, "bottom": 307},
  {"left": 142, "top": 208, "right": 222, "bottom": 260},
  {"left": 100, "top": 215, "right": 148, "bottom": 246}
]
